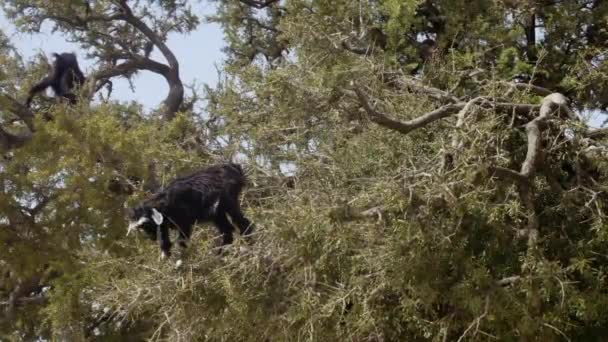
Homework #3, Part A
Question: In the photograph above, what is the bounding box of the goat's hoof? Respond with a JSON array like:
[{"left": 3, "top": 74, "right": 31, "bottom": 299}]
[
  {"left": 159, "top": 251, "right": 169, "bottom": 261},
  {"left": 175, "top": 259, "right": 183, "bottom": 268}
]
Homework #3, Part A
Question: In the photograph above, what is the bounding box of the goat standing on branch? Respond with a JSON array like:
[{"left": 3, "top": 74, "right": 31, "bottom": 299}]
[
  {"left": 127, "top": 163, "right": 255, "bottom": 259},
  {"left": 26, "top": 52, "right": 86, "bottom": 107}
]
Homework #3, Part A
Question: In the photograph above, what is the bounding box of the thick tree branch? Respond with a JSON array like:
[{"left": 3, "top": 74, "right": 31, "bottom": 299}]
[
  {"left": 38, "top": 12, "right": 125, "bottom": 30},
  {"left": 499, "top": 81, "right": 553, "bottom": 97},
  {"left": 485, "top": 94, "right": 571, "bottom": 246},
  {"left": 496, "top": 276, "right": 522, "bottom": 287},
  {"left": 521, "top": 94, "right": 569, "bottom": 177},
  {"left": 586, "top": 127, "right": 608, "bottom": 139},
  {"left": 489, "top": 166, "right": 529, "bottom": 183},
  {"left": 116, "top": 0, "right": 184, "bottom": 120},
  {"left": 352, "top": 86, "right": 465, "bottom": 135},
  {"left": 92, "top": 57, "right": 170, "bottom": 81},
  {"left": 32, "top": 2, "right": 184, "bottom": 120},
  {"left": 383, "top": 72, "right": 460, "bottom": 103}
]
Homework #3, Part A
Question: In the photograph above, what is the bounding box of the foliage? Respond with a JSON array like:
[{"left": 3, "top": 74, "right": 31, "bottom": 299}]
[{"left": 1, "top": 0, "right": 608, "bottom": 341}]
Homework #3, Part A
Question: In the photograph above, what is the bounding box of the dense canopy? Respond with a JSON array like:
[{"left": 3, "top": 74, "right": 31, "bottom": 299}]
[{"left": 1, "top": 0, "right": 608, "bottom": 340}]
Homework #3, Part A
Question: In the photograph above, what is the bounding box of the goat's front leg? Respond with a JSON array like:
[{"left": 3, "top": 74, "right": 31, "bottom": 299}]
[
  {"left": 158, "top": 225, "right": 172, "bottom": 260},
  {"left": 213, "top": 211, "right": 235, "bottom": 246}
]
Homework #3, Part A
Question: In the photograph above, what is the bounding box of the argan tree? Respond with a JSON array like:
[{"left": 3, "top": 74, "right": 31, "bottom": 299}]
[{"left": 1, "top": 0, "right": 608, "bottom": 341}]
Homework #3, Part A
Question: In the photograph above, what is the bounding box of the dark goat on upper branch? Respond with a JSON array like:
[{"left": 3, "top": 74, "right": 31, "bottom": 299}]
[
  {"left": 26, "top": 52, "right": 86, "bottom": 107},
  {"left": 127, "top": 163, "right": 255, "bottom": 259}
]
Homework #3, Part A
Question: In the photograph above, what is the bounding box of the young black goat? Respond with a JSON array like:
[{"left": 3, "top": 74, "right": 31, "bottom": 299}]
[
  {"left": 127, "top": 163, "right": 254, "bottom": 259},
  {"left": 27, "top": 52, "right": 86, "bottom": 107}
]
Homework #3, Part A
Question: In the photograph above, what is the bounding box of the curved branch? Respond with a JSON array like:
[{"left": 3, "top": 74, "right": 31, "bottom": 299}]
[
  {"left": 116, "top": 1, "right": 177, "bottom": 71},
  {"left": 382, "top": 72, "right": 461, "bottom": 103},
  {"left": 351, "top": 86, "right": 465, "bottom": 135},
  {"left": 93, "top": 57, "right": 170, "bottom": 80},
  {"left": 116, "top": 0, "right": 183, "bottom": 120},
  {"left": 521, "top": 94, "right": 569, "bottom": 177},
  {"left": 488, "top": 93, "right": 571, "bottom": 247}
]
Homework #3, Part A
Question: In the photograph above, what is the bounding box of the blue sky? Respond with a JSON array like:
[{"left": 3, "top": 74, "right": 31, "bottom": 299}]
[{"left": 0, "top": 2, "right": 225, "bottom": 110}]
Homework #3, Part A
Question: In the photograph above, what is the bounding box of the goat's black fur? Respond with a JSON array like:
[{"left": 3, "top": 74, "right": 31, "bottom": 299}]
[
  {"left": 27, "top": 52, "right": 86, "bottom": 107},
  {"left": 127, "top": 163, "right": 254, "bottom": 258}
]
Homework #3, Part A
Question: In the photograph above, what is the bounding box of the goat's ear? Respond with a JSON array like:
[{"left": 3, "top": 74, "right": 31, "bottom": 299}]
[{"left": 151, "top": 208, "right": 164, "bottom": 225}]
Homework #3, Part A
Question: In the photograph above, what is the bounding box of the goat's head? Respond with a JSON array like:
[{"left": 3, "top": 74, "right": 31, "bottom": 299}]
[{"left": 127, "top": 205, "right": 164, "bottom": 240}]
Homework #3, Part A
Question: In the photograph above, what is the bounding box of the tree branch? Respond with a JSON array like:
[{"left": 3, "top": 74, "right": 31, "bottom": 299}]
[
  {"left": 351, "top": 85, "right": 465, "bottom": 135},
  {"left": 586, "top": 127, "right": 608, "bottom": 139},
  {"left": 0, "top": 126, "right": 32, "bottom": 152},
  {"left": 496, "top": 276, "right": 521, "bottom": 286},
  {"left": 241, "top": 17, "right": 280, "bottom": 32},
  {"left": 341, "top": 40, "right": 369, "bottom": 55},
  {"left": 238, "top": 0, "right": 281, "bottom": 9},
  {"left": 116, "top": 0, "right": 183, "bottom": 120},
  {"left": 521, "top": 94, "right": 569, "bottom": 177},
  {"left": 0, "top": 94, "right": 36, "bottom": 131},
  {"left": 489, "top": 166, "right": 529, "bottom": 183},
  {"left": 383, "top": 72, "right": 461, "bottom": 104},
  {"left": 499, "top": 81, "right": 553, "bottom": 97},
  {"left": 486, "top": 94, "right": 570, "bottom": 246}
]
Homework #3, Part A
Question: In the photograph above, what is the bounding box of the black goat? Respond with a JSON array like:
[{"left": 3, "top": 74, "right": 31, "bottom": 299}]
[
  {"left": 27, "top": 52, "right": 86, "bottom": 107},
  {"left": 127, "top": 163, "right": 254, "bottom": 259}
]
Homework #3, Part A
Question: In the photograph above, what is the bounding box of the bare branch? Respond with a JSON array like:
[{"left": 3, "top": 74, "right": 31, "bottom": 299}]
[
  {"left": 491, "top": 102, "right": 540, "bottom": 117},
  {"left": 116, "top": 0, "right": 183, "bottom": 120},
  {"left": 457, "top": 295, "right": 490, "bottom": 342},
  {"left": 586, "top": 127, "right": 608, "bottom": 139},
  {"left": 521, "top": 94, "right": 569, "bottom": 177},
  {"left": 383, "top": 72, "right": 461, "bottom": 104},
  {"left": 498, "top": 81, "right": 553, "bottom": 97},
  {"left": 496, "top": 276, "right": 521, "bottom": 286},
  {"left": 38, "top": 12, "right": 125, "bottom": 30},
  {"left": 92, "top": 57, "right": 170, "bottom": 80},
  {"left": 489, "top": 166, "right": 528, "bottom": 183},
  {"left": 352, "top": 86, "right": 464, "bottom": 135}
]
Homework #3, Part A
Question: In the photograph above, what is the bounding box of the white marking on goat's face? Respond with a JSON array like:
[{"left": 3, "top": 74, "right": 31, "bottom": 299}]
[
  {"left": 127, "top": 216, "right": 149, "bottom": 236},
  {"left": 151, "top": 208, "right": 164, "bottom": 225}
]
